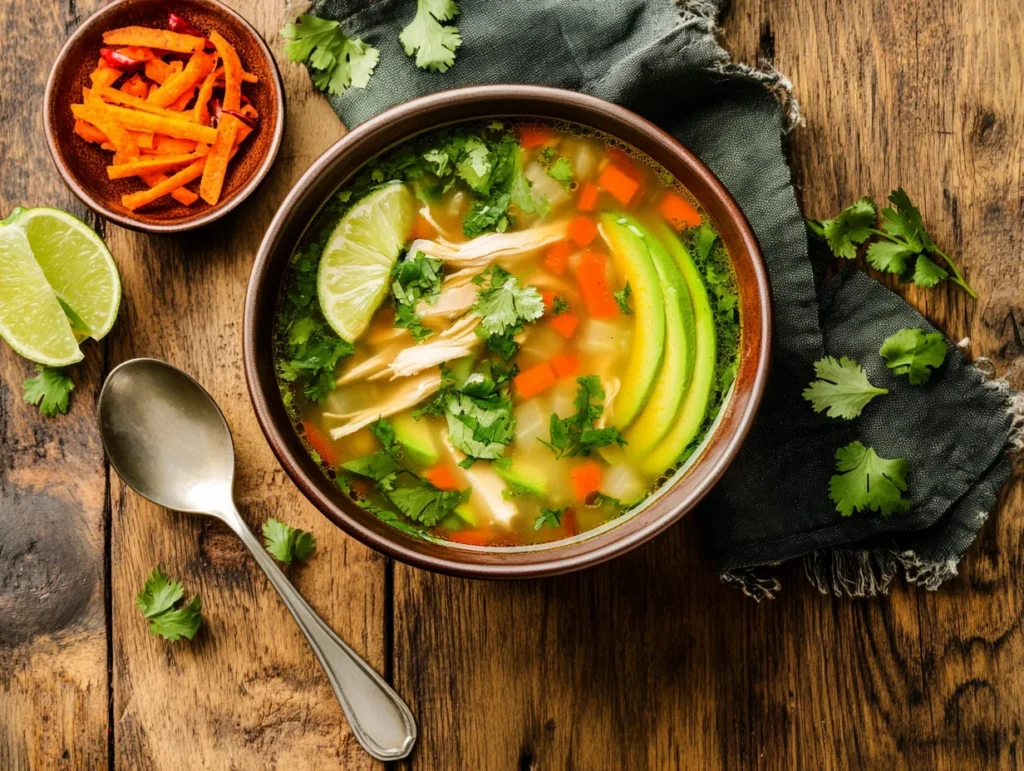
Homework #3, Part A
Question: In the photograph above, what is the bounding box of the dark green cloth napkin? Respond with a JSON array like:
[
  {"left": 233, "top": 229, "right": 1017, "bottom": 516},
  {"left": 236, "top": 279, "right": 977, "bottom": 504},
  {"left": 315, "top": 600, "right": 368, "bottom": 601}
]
[{"left": 305, "top": 0, "right": 1021, "bottom": 596}]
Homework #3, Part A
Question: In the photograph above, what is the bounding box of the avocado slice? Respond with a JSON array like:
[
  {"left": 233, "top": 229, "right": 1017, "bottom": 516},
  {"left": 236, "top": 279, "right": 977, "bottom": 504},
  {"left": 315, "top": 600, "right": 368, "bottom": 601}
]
[
  {"left": 494, "top": 458, "right": 548, "bottom": 496},
  {"left": 391, "top": 413, "right": 440, "bottom": 466},
  {"left": 617, "top": 216, "right": 697, "bottom": 457},
  {"left": 441, "top": 503, "right": 479, "bottom": 531},
  {"left": 598, "top": 213, "right": 666, "bottom": 429},
  {"left": 642, "top": 222, "right": 718, "bottom": 478}
]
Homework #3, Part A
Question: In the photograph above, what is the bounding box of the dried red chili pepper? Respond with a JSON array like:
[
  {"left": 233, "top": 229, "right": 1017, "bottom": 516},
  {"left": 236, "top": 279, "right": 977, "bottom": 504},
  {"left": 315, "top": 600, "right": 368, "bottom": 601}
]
[
  {"left": 209, "top": 96, "right": 222, "bottom": 128},
  {"left": 222, "top": 109, "right": 257, "bottom": 130},
  {"left": 167, "top": 13, "right": 204, "bottom": 37},
  {"left": 99, "top": 47, "right": 144, "bottom": 70}
]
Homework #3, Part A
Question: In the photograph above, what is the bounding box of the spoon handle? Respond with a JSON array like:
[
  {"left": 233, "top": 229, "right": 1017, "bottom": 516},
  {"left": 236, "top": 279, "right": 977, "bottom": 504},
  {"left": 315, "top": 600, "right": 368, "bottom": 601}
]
[{"left": 225, "top": 507, "right": 417, "bottom": 761}]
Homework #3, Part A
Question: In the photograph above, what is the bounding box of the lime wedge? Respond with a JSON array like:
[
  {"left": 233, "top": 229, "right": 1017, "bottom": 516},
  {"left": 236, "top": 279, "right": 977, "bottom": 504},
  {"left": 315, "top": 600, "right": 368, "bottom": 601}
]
[
  {"left": 0, "top": 224, "right": 83, "bottom": 367},
  {"left": 9, "top": 207, "right": 121, "bottom": 340},
  {"left": 318, "top": 183, "right": 415, "bottom": 342}
]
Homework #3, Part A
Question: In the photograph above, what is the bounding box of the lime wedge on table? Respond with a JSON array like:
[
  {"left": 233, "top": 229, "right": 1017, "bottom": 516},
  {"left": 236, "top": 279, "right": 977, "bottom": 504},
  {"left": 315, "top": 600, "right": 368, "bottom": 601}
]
[
  {"left": 318, "top": 183, "right": 415, "bottom": 342},
  {"left": 9, "top": 207, "right": 121, "bottom": 341},
  {"left": 0, "top": 224, "right": 83, "bottom": 367}
]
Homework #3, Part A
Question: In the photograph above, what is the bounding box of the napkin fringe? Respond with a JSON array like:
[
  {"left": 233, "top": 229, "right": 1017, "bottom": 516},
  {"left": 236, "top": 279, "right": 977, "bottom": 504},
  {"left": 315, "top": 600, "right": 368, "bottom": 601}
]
[{"left": 975, "top": 358, "right": 1024, "bottom": 454}]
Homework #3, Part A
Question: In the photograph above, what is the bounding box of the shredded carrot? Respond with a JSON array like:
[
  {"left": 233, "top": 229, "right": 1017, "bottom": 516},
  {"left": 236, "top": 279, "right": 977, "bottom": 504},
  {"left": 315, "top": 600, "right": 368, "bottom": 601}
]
[
  {"left": 303, "top": 421, "right": 338, "bottom": 466},
  {"left": 88, "top": 114, "right": 140, "bottom": 158},
  {"left": 571, "top": 461, "right": 603, "bottom": 502},
  {"left": 518, "top": 124, "right": 551, "bottom": 149},
  {"left": 152, "top": 135, "right": 198, "bottom": 155},
  {"left": 410, "top": 214, "right": 437, "bottom": 241},
  {"left": 514, "top": 363, "right": 558, "bottom": 399},
  {"left": 107, "top": 148, "right": 210, "bottom": 180},
  {"left": 122, "top": 157, "right": 206, "bottom": 210},
  {"left": 74, "top": 119, "right": 109, "bottom": 144},
  {"left": 657, "top": 191, "right": 701, "bottom": 230},
  {"left": 147, "top": 51, "right": 215, "bottom": 108},
  {"left": 550, "top": 353, "right": 580, "bottom": 379},
  {"left": 95, "top": 86, "right": 199, "bottom": 122},
  {"left": 424, "top": 465, "right": 459, "bottom": 491},
  {"left": 89, "top": 63, "right": 121, "bottom": 90},
  {"left": 141, "top": 171, "right": 198, "bottom": 205},
  {"left": 116, "top": 46, "right": 156, "bottom": 61},
  {"left": 544, "top": 240, "right": 573, "bottom": 274},
  {"left": 567, "top": 215, "right": 598, "bottom": 247},
  {"left": 576, "top": 251, "right": 620, "bottom": 319},
  {"left": 129, "top": 130, "right": 154, "bottom": 149},
  {"left": 103, "top": 26, "right": 204, "bottom": 54},
  {"left": 209, "top": 31, "right": 243, "bottom": 111},
  {"left": 242, "top": 71, "right": 258, "bottom": 84},
  {"left": 198, "top": 114, "right": 239, "bottom": 204},
  {"left": 71, "top": 102, "right": 218, "bottom": 144},
  {"left": 194, "top": 66, "right": 223, "bottom": 124},
  {"left": 120, "top": 73, "right": 149, "bottom": 98},
  {"left": 144, "top": 58, "right": 182, "bottom": 84},
  {"left": 550, "top": 312, "right": 579, "bottom": 339},
  {"left": 578, "top": 182, "right": 600, "bottom": 212},
  {"left": 447, "top": 529, "right": 490, "bottom": 546},
  {"left": 598, "top": 165, "right": 640, "bottom": 205}
]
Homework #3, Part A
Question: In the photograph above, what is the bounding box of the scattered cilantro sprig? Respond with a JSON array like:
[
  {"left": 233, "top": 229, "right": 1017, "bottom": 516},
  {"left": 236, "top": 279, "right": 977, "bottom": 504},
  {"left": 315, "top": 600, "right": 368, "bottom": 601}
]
[
  {"left": 613, "top": 282, "right": 632, "bottom": 316},
  {"left": 392, "top": 251, "right": 444, "bottom": 341},
  {"left": 802, "top": 356, "right": 888, "bottom": 419},
  {"left": 534, "top": 506, "right": 568, "bottom": 531},
  {"left": 472, "top": 265, "right": 545, "bottom": 337},
  {"left": 879, "top": 328, "right": 947, "bottom": 385},
  {"left": 540, "top": 148, "right": 574, "bottom": 191},
  {"left": 22, "top": 366, "right": 74, "bottom": 417},
  {"left": 281, "top": 14, "right": 379, "bottom": 97},
  {"left": 263, "top": 518, "right": 317, "bottom": 564},
  {"left": 540, "top": 375, "right": 626, "bottom": 459},
  {"left": 829, "top": 441, "right": 910, "bottom": 517},
  {"left": 136, "top": 568, "right": 204, "bottom": 642},
  {"left": 400, "top": 0, "right": 462, "bottom": 72},
  {"left": 809, "top": 188, "right": 977, "bottom": 298}
]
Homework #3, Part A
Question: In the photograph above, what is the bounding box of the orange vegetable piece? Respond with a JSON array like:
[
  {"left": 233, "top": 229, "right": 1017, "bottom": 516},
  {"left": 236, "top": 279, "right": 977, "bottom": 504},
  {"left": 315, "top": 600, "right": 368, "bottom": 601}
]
[
  {"left": 73, "top": 119, "right": 109, "bottom": 144},
  {"left": 424, "top": 465, "right": 459, "bottom": 492},
  {"left": 447, "top": 529, "right": 490, "bottom": 546},
  {"left": 129, "top": 130, "right": 154, "bottom": 149},
  {"left": 141, "top": 172, "right": 198, "bottom": 205},
  {"left": 539, "top": 289, "right": 556, "bottom": 313},
  {"left": 303, "top": 421, "right": 338, "bottom": 466},
  {"left": 71, "top": 102, "right": 218, "bottom": 143},
  {"left": 198, "top": 114, "right": 240, "bottom": 204},
  {"left": 657, "top": 191, "right": 702, "bottom": 230},
  {"left": 514, "top": 362, "right": 558, "bottom": 399},
  {"left": 107, "top": 149, "right": 210, "bottom": 180},
  {"left": 567, "top": 216, "right": 598, "bottom": 247},
  {"left": 152, "top": 135, "right": 198, "bottom": 155},
  {"left": 122, "top": 157, "right": 206, "bottom": 210},
  {"left": 95, "top": 86, "right": 200, "bottom": 122},
  {"left": 116, "top": 46, "right": 156, "bottom": 61},
  {"left": 209, "top": 31, "right": 243, "bottom": 111},
  {"left": 550, "top": 353, "right": 580, "bottom": 379},
  {"left": 577, "top": 182, "right": 600, "bottom": 212},
  {"left": 410, "top": 214, "right": 437, "bottom": 241},
  {"left": 598, "top": 165, "right": 640, "bottom": 205},
  {"left": 194, "top": 66, "right": 223, "bottom": 124},
  {"left": 518, "top": 123, "right": 551, "bottom": 149},
  {"left": 544, "top": 240, "right": 572, "bottom": 274},
  {"left": 89, "top": 62, "right": 122, "bottom": 90},
  {"left": 120, "top": 73, "right": 149, "bottom": 98},
  {"left": 103, "top": 26, "right": 204, "bottom": 54},
  {"left": 560, "top": 508, "right": 579, "bottom": 537},
  {"left": 550, "top": 312, "right": 579, "bottom": 339},
  {"left": 144, "top": 58, "right": 181, "bottom": 84},
  {"left": 571, "top": 461, "right": 603, "bottom": 502},
  {"left": 147, "top": 51, "right": 215, "bottom": 109},
  {"left": 576, "top": 251, "right": 620, "bottom": 319},
  {"left": 350, "top": 478, "right": 372, "bottom": 497}
]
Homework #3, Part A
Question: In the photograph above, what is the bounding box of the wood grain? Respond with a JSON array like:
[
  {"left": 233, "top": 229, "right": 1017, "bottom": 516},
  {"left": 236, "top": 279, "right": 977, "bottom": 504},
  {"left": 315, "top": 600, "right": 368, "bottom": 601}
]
[{"left": 1, "top": 0, "right": 1022, "bottom": 769}]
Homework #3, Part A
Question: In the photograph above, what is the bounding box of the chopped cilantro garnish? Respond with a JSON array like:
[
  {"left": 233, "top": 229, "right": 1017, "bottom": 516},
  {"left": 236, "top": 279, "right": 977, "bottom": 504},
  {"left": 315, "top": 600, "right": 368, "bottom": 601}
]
[
  {"left": 540, "top": 375, "right": 626, "bottom": 459},
  {"left": 472, "top": 265, "right": 545, "bottom": 337},
  {"left": 879, "top": 328, "right": 947, "bottom": 385},
  {"left": 613, "top": 282, "right": 632, "bottom": 315},
  {"left": 22, "top": 366, "right": 74, "bottom": 417},
  {"left": 534, "top": 506, "right": 568, "bottom": 530},
  {"left": 136, "top": 568, "right": 203, "bottom": 642},
  {"left": 392, "top": 251, "right": 444, "bottom": 342},
  {"left": 539, "top": 148, "right": 574, "bottom": 190},
  {"left": 552, "top": 296, "right": 570, "bottom": 316},
  {"left": 262, "top": 517, "right": 317, "bottom": 564},
  {"left": 281, "top": 14, "right": 379, "bottom": 97}
]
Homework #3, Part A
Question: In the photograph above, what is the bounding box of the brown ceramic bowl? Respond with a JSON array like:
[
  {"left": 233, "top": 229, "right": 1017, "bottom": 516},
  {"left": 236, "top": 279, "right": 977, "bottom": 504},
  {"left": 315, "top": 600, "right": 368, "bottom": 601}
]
[
  {"left": 44, "top": 0, "right": 284, "bottom": 233},
  {"left": 244, "top": 86, "right": 772, "bottom": 579}
]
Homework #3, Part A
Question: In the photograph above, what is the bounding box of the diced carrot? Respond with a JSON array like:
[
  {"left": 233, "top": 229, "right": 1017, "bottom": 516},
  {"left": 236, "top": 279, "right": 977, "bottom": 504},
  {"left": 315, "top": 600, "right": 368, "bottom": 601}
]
[
  {"left": 576, "top": 251, "right": 620, "bottom": 319},
  {"left": 424, "top": 465, "right": 459, "bottom": 491},
  {"left": 518, "top": 124, "right": 551, "bottom": 149},
  {"left": 544, "top": 240, "right": 573, "bottom": 274},
  {"left": 560, "top": 508, "right": 579, "bottom": 537},
  {"left": 605, "top": 147, "right": 636, "bottom": 172},
  {"left": 550, "top": 312, "right": 579, "bottom": 338},
  {"left": 657, "top": 191, "right": 702, "bottom": 230},
  {"left": 410, "top": 214, "right": 437, "bottom": 241},
  {"left": 598, "top": 165, "right": 639, "bottom": 205},
  {"left": 514, "top": 362, "right": 558, "bottom": 399},
  {"left": 550, "top": 353, "right": 580, "bottom": 379},
  {"left": 578, "top": 182, "right": 600, "bottom": 212},
  {"left": 571, "top": 461, "right": 603, "bottom": 502},
  {"left": 103, "top": 26, "right": 204, "bottom": 54},
  {"left": 303, "top": 421, "right": 337, "bottom": 466},
  {"left": 116, "top": 46, "right": 156, "bottom": 61},
  {"left": 447, "top": 529, "right": 490, "bottom": 546},
  {"left": 567, "top": 216, "right": 598, "bottom": 247},
  {"left": 539, "top": 289, "right": 556, "bottom": 313}
]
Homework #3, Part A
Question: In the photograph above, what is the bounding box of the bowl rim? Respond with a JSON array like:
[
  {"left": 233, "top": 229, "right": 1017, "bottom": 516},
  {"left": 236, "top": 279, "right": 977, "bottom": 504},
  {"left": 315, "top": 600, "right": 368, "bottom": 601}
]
[
  {"left": 244, "top": 84, "right": 773, "bottom": 579},
  {"left": 42, "top": 0, "right": 285, "bottom": 234}
]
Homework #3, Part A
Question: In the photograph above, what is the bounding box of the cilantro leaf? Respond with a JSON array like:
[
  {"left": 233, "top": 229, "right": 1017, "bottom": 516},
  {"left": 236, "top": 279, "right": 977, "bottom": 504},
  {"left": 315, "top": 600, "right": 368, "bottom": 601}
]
[
  {"left": 802, "top": 356, "right": 888, "bottom": 419},
  {"left": 534, "top": 506, "right": 568, "bottom": 530},
  {"left": 613, "top": 282, "right": 632, "bottom": 315},
  {"left": 136, "top": 568, "right": 203, "bottom": 642},
  {"left": 444, "top": 374, "right": 516, "bottom": 460},
  {"left": 392, "top": 252, "right": 443, "bottom": 342},
  {"left": 829, "top": 441, "right": 910, "bottom": 517},
  {"left": 912, "top": 255, "right": 948, "bottom": 288},
  {"left": 542, "top": 153, "right": 574, "bottom": 191},
  {"left": 399, "top": 0, "right": 462, "bottom": 73},
  {"left": 540, "top": 375, "right": 626, "bottom": 458},
  {"left": 472, "top": 265, "right": 545, "bottom": 337},
  {"left": 262, "top": 517, "right": 317, "bottom": 564},
  {"left": 865, "top": 240, "right": 915, "bottom": 274},
  {"left": 881, "top": 187, "right": 929, "bottom": 251},
  {"left": 281, "top": 14, "right": 379, "bottom": 97},
  {"left": 552, "top": 296, "right": 570, "bottom": 316},
  {"left": 388, "top": 479, "right": 468, "bottom": 526},
  {"left": 814, "top": 197, "right": 877, "bottom": 260},
  {"left": 879, "top": 328, "right": 947, "bottom": 385},
  {"left": 22, "top": 366, "right": 74, "bottom": 417}
]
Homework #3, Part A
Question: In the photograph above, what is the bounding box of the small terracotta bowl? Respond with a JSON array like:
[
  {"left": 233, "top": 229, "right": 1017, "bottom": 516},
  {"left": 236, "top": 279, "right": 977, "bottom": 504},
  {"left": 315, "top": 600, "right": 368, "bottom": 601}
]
[
  {"left": 44, "top": 0, "right": 284, "bottom": 232},
  {"left": 244, "top": 86, "right": 773, "bottom": 579}
]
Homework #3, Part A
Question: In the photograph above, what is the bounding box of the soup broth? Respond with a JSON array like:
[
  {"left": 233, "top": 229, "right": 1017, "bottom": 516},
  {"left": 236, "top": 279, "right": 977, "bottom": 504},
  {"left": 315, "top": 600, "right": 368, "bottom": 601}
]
[{"left": 274, "top": 120, "right": 740, "bottom": 547}]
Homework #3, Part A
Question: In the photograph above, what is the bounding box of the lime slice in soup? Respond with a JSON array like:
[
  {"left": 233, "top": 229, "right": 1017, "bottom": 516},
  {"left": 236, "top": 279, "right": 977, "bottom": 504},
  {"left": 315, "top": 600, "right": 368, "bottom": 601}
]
[
  {"left": 0, "top": 224, "right": 83, "bottom": 366},
  {"left": 318, "top": 183, "right": 416, "bottom": 342},
  {"left": 8, "top": 207, "right": 121, "bottom": 340}
]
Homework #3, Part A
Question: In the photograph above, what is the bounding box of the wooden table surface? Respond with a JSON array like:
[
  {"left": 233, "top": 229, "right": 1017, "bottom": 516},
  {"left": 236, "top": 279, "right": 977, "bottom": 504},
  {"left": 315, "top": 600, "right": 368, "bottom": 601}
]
[{"left": 2, "top": 1, "right": 1022, "bottom": 769}]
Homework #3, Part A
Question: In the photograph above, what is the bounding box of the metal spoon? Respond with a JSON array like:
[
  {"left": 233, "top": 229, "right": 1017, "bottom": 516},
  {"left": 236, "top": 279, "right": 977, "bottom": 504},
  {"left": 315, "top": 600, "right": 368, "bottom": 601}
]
[{"left": 98, "top": 358, "right": 416, "bottom": 762}]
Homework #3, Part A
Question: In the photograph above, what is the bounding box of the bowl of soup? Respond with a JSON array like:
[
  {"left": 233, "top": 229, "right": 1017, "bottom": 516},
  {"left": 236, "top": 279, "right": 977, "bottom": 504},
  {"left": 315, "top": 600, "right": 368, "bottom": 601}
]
[{"left": 243, "top": 85, "right": 771, "bottom": 578}]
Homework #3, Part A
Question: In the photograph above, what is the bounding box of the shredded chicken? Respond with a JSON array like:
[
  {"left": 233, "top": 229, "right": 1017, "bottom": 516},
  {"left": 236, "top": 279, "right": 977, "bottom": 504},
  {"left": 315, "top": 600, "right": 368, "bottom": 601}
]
[
  {"left": 441, "top": 435, "right": 517, "bottom": 526},
  {"left": 417, "top": 268, "right": 480, "bottom": 319},
  {"left": 408, "top": 220, "right": 566, "bottom": 268},
  {"left": 378, "top": 316, "right": 481, "bottom": 380},
  {"left": 325, "top": 371, "right": 442, "bottom": 439}
]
